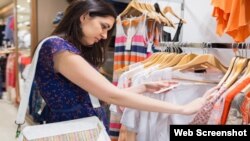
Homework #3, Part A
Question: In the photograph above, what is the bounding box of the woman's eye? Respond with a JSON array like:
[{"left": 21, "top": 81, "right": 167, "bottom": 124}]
[{"left": 101, "top": 24, "right": 106, "bottom": 29}]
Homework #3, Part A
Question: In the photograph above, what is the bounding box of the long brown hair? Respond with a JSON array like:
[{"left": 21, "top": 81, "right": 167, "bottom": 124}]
[{"left": 51, "top": 0, "right": 117, "bottom": 67}]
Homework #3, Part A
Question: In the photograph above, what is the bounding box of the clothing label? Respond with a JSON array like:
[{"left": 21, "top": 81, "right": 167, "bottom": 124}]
[
  {"left": 147, "top": 41, "right": 153, "bottom": 53},
  {"left": 154, "top": 84, "right": 179, "bottom": 94}
]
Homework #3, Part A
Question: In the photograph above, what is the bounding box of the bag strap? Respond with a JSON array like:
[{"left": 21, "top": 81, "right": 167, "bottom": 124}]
[{"left": 15, "top": 36, "right": 59, "bottom": 137}]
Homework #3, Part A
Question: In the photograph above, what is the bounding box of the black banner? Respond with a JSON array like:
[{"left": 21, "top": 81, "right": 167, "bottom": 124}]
[{"left": 170, "top": 125, "right": 250, "bottom": 141}]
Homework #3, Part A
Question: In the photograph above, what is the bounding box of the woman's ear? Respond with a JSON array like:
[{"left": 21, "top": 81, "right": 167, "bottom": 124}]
[
  {"left": 80, "top": 13, "right": 89, "bottom": 23},
  {"left": 80, "top": 15, "right": 85, "bottom": 23}
]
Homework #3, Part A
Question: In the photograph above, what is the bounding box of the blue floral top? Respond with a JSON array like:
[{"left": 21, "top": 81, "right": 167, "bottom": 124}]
[{"left": 34, "top": 36, "right": 108, "bottom": 130}]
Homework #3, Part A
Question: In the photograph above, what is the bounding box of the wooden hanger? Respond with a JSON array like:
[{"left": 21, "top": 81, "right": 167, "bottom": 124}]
[
  {"left": 119, "top": 1, "right": 163, "bottom": 27},
  {"left": 119, "top": 0, "right": 145, "bottom": 27},
  {"left": 121, "top": 15, "right": 145, "bottom": 27},
  {"left": 242, "top": 60, "right": 250, "bottom": 78},
  {"left": 138, "top": 2, "right": 157, "bottom": 21},
  {"left": 141, "top": 52, "right": 162, "bottom": 63},
  {"left": 155, "top": 53, "right": 177, "bottom": 66},
  {"left": 240, "top": 61, "right": 250, "bottom": 94},
  {"left": 154, "top": 3, "right": 175, "bottom": 27},
  {"left": 158, "top": 53, "right": 186, "bottom": 69},
  {"left": 223, "top": 57, "right": 248, "bottom": 88},
  {"left": 142, "top": 2, "right": 163, "bottom": 24},
  {"left": 163, "top": 6, "right": 187, "bottom": 23},
  {"left": 174, "top": 53, "right": 197, "bottom": 67},
  {"left": 142, "top": 2, "right": 173, "bottom": 27},
  {"left": 144, "top": 53, "right": 174, "bottom": 68},
  {"left": 172, "top": 54, "right": 228, "bottom": 73},
  {"left": 217, "top": 57, "right": 238, "bottom": 86},
  {"left": 143, "top": 53, "right": 169, "bottom": 68}
]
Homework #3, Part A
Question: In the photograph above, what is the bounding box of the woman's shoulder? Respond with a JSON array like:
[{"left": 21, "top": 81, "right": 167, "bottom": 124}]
[
  {"left": 42, "top": 35, "right": 80, "bottom": 54},
  {"left": 42, "top": 36, "right": 68, "bottom": 46}
]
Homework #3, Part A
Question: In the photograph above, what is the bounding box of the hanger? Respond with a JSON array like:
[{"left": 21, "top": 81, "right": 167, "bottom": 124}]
[
  {"left": 119, "top": 0, "right": 172, "bottom": 27},
  {"left": 232, "top": 44, "right": 250, "bottom": 94},
  {"left": 172, "top": 53, "right": 228, "bottom": 73},
  {"left": 218, "top": 43, "right": 249, "bottom": 88},
  {"left": 241, "top": 61, "right": 250, "bottom": 94},
  {"left": 154, "top": 3, "right": 175, "bottom": 27},
  {"left": 174, "top": 53, "right": 197, "bottom": 67},
  {"left": 141, "top": 1, "right": 173, "bottom": 27},
  {"left": 144, "top": 52, "right": 174, "bottom": 68},
  {"left": 118, "top": 0, "right": 146, "bottom": 27},
  {"left": 156, "top": 43, "right": 185, "bottom": 69},
  {"left": 158, "top": 53, "right": 186, "bottom": 69},
  {"left": 137, "top": 2, "right": 157, "bottom": 21},
  {"left": 242, "top": 60, "right": 250, "bottom": 78},
  {"left": 119, "top": 0, "right": 139, "bottom": 18},
  {"left": 217, "top": 43, "right": 242, "bottom": 86},
  {"left": 142, "top": 2, "right": 163, "bottom": 24},
  {"left": 223, "top": 57, "right": 248, "bottom": 88},
  {"left": 163, "top": 6, "right": 187, "bottom": 23},
  {"left": 141, "top": 52, "right": 162, "bottom": 64}
]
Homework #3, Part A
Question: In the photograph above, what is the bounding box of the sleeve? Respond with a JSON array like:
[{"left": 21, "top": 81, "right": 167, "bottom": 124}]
[
  {"left": 42, "top": 37, "right": 80, "bottom": 55},
  {"left": 37, "top": 37, "right": 81, "bottom": 72}
]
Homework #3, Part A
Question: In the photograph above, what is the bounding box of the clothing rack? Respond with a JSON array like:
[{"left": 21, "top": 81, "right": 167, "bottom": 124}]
[{"left": 159, "top": 42, "right": 250, "bottom": 49}]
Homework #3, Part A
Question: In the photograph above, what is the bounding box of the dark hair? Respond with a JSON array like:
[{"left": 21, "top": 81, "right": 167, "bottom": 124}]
[{"left": 52, "top": 0, "right": 117, "bottom": 67}]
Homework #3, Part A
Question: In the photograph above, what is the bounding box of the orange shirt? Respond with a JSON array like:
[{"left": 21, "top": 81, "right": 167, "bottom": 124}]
[
  {"left": 221, "top": 77, "right": 250, "bottom": 124},
  {"left": 212, "top": 0, "right": 250, "bottom": 42}
]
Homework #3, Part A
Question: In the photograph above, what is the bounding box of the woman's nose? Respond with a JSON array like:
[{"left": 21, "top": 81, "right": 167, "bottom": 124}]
[{"left": 101, "top": 31, "right": 107, "bottom": 39}]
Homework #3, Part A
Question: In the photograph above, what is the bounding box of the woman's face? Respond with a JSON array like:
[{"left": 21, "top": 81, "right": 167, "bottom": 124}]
[{"left": 80, "top": 14, "right": 115, "bottom": 46}]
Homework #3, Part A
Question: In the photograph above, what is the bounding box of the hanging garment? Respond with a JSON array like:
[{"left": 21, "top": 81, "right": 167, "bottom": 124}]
[
  {"left": 225, "top": 92, "right": 245, "bottom": 124},
  {"left": 3, "top": 16, "right": 14, "bottom": 43},
  {"left": 241, "top": 92, "right": 250, "bottom": 124},
  {"left": 109, "top": 64, "right": 155, "bottom": 140},
  {"left": 121, "top": 67, "right": 172, "bottom": 141},
  {"left": 0, "top": 56, "right": 7, "bottom": 93},
  {"left": 161, "top": 19, "right": 183, "bottom": 42},
  {"left": 189, "top": 86, "right": 227, "bottom": 124},
  {"left": 225, "top": 0, "right": 250, "bottom": 42},
  {"left": 208, "top": 77, "right": 250, "bottom": 124},
  {"left": 212, "top": 0, "right": 250, "bottom": 42},
  {"left": 172, "top": 20, "right": 183, "bottom": 42},
  {"left": 113, "top": 14, "right": 147, "bottom": 71},
  {"left": 121, "top": 68, "right": 220, "bottom": 141},
  {"left": 162, "top": 31, "right": 172, "bottom": 42},
  {"left": 0, "top": 25, "right": 5, "bottom": 46},
  {"left": 212, "top": 0, "right": 233, "bottom": 36},
  {"left": 109, "top": 64, "right": 145, "bottom": 140},
  {"left": 112, "top": 14, "right": 148, "bottom": 86}
]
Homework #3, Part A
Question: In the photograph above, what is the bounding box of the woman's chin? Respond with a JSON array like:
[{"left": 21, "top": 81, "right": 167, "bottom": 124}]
[{"left": 83, "top": 42, "right": 95, "bottom": 46}]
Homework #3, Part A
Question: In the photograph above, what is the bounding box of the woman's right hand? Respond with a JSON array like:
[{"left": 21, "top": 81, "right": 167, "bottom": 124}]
[
  {"left": 181, "top": 97, "right": 206, "bottom": 115},
  {"left": 181, "top": 86, "right": 219, "bottom": 115}
]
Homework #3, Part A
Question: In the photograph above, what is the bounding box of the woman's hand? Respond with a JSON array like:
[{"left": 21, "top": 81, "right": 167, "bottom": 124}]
[
  {"left": 181, "top": 86, "right": 219, "bottom": 115},
  {"left": 181, "top": 97, "right": 206, "bottom": 115}
]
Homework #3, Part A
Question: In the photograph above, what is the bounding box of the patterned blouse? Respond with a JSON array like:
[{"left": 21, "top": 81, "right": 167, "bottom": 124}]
[{"left": 34, "top": 36, "right": 108, "bottom": 131}]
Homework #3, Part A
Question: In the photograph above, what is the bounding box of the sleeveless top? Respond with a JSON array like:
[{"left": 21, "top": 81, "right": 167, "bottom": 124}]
[{"left": 34, "top": 36, "right": 109, "bottom": 131}]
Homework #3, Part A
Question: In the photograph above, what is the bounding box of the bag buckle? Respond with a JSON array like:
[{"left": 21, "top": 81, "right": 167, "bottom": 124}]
[{"left": 15, "top": 121, "right": 25, "bottom": 138}]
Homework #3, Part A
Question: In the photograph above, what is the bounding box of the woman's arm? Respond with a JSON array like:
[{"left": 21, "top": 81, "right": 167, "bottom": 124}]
[{"left": 53, "top": 51, "right": 206, "bottom": 115}]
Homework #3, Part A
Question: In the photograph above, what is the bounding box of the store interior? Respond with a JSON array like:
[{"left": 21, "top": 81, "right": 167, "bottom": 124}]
[{"left": 0, "top": 0, "right": 249, "bottom": 141}]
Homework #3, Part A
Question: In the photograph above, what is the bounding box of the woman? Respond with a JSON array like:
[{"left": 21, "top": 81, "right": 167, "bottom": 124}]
[{"left": 34, "top": 0, "right": 210, "bottom": 132}]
